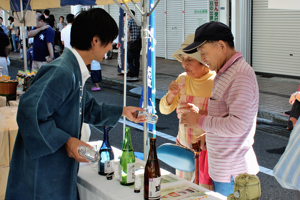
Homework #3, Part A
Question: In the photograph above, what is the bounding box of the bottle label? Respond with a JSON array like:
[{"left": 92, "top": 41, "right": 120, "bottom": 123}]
[
  {"left": 104, "top": 160, "right": 114, "bottom": 173},
  {"left": 148, "top": 177, "right": 161, "bottom": 199},
  {"left": 127, "top": 163, "right": 135, "bottom": 183}
]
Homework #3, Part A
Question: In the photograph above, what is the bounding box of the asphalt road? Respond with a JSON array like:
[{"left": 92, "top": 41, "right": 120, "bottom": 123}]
[{"left": 8, "top": 60, "right": 297, "bottom": 199}]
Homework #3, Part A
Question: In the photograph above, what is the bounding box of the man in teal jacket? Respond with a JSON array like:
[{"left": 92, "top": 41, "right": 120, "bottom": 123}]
[{"left": 5, "top": 8, "right": 145, "bottom": 200}]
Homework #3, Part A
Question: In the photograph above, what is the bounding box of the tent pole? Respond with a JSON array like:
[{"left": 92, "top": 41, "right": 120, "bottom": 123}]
[
  {"left": 123, "top": 12, "right": 128, "bottom": 140},
  {"left": 142, "top": 0, "right": 149, "bottom": 161},
  {"left": 20, "top": 0, "right": 28, "bottom": 71}
]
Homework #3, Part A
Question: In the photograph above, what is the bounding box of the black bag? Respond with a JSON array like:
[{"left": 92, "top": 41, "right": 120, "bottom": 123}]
[
  {"left": 128, "top": 37, "right": 141, "bottom": 53},
  {"left": 288, "top": 99, "right": 300, "bottom": 131}
]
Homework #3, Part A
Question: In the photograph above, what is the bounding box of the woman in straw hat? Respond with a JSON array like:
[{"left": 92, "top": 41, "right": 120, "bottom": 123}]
[{"left": 159, "top": 33, "right": 215, "bottom": 190}]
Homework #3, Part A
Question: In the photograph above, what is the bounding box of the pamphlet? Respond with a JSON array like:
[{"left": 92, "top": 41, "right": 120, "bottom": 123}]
[{"left": 161, "top": 184, "right": 207, "bottom": 200}]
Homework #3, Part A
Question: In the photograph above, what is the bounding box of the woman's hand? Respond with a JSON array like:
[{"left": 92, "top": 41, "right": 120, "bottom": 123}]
[
  {"left": 166, "top": 81, "right": 182, "bottom": 105},
  {"left": 167, "top": 81, "right": 181, "bottom": 97}
]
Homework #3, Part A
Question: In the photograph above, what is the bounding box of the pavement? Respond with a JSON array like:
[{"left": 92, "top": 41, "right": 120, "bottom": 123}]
[{"left": 8, "top": 51, "right": 299, "bottom": 132}]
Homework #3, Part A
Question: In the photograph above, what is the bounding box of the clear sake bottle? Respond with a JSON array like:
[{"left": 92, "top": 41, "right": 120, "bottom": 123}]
[
  {"left": 144, "top": 138, "right": 161, "bottom": 200},
  {"left": 98, "top": 126, "right": 114, "bottom": 176},
  {"left": 120, "top": 127, "right": 135, "bottom": 185}
]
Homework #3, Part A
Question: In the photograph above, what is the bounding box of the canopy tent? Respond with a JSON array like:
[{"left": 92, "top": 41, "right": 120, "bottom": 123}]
[{"left": 1, "top": 0, "right": 161, "bottom": 160}]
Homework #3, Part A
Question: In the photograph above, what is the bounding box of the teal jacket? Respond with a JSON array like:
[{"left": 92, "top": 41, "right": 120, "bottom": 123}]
[{"left": 5, "top": 48, "right": 123, "bottom": 200}]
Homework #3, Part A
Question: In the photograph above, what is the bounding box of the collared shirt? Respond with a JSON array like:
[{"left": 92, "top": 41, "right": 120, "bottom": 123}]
[
  {"left": 198, "top": 52, "right": 260, "bottom": 182},
  {"left": 57, "top": 22, "right": 67, "bottom": 32},
  {"left": 70, "top": 48, "right": 90, "bottom": 86},
  {"left": 128, "top": 18, "right": 141, "bottom": 42}
]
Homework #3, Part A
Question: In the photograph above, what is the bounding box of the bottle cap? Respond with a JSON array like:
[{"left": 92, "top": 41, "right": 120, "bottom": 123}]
[
  {"left": 134, "top": 189, "right": 140, "bottom": 193},
  {"left": 106, "top": 172, "right": 114, "bottom": 180}
]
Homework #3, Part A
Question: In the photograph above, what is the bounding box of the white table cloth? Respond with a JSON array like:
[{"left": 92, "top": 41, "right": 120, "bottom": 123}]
[{"left": 77, "top": 141, "right": 226, "bottom": 200}]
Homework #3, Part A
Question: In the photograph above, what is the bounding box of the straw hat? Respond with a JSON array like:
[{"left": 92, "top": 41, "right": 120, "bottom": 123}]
[{"left": 172, "top": 33, "right": 203, "bottom": 64}]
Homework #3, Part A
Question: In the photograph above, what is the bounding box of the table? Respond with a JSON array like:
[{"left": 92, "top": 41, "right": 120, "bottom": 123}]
[
  {"left": 0, "top": 96, "right": 17, "bottom": 107},
  {"left": 77, "top": 141, "right": 226, "bottom": 200},
  {"left": 0, "top": 105, "right": 18, "bottom": 200}
]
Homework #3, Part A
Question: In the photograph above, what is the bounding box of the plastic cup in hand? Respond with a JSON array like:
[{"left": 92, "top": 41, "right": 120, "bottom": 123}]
[
  {"left": 178, "top": 83, "right": 184, "bottom": 89},
  {"left": 138, "top": 111, "right": 158, "bottom": 124},
  {"left": 78, "top": 146, "right": 100, "bottom": 163}
]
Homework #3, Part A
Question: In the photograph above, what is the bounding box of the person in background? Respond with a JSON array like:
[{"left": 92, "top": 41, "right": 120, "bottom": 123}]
[
  {"left": 8, "top": 16, "right": 18, "bottom": 52},
  {"left": 0, "top": 27, "right": 10, "bottom": 75},
  {"left": 127, "top": 10, "right": 141, "bottom": 82},
  {"left": 46, "top": 17, "right": 63, "bottom": 59},
  {"left": 180, "top": 21, "right": 260, "bottom": 197},
  {"left": 57, "top": 16, "right": 67, "bottom": 32},
  {"left": 5, "top": 8, "right": 146, "bottom": 200},
  {"left": 0, "top": 17, "right": 8, "bottom": 35},
  {"left": 18, "top": 26, "right": 28, "bottom": 59},
  {"left": 159, "top": 33, "right": 215, "bottom": 190},
  {"left": 43, "top": 9, "right": 50, "bottom": 19},
  {"left": 61, "top": 14, "right": 74, "bottom": 49},
  {"left": 28, "top": 13, "right": 55, "bottom": 71},
  {"left": 287, "top": 91, "right": 300, "bottom": 129},
  {"left": 49, "top": 14, "right": 57, "bottom": 30},
  {"left": 27, "top": 38, "right": 34, "bottom": 72},
  {"left": 90, "top": 60, "right": 102, "bottom": 91}
]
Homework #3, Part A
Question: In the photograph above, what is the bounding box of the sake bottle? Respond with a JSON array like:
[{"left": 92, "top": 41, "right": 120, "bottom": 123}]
[
  {"left": 120, "top": 127, "right": 135, "bottom": 185},
  {"left": 144, "top": 138, "right": 161, "bottom": 200},
  {"left": 98, "top": 126, "right": 114, "bottom": 176}
]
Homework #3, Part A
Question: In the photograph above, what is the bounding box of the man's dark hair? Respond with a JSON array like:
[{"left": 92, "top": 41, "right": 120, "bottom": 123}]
[
  {"left": 49, "top": 14, "right": 55, "bottom": 21},
  {"left": 59, "top": 16, "right": 64, "bottom": 20},
  {"left": 0, "top": 17, "right": 3, "bottom": 21},
  {"left": 37, "top": 14, "right": 46, "bottom": 22},
  {"left": 71, "top": 8, "right": 118, "bottom": 50},
  {"left": 123, "top": 10, "right": 135, "bottom": 17},
  {"left": 44, "top": 9, "right": 50, "bottom": 16},
  {"left": 45, "top": 17, "right": 54, "bottom": 28},
  {"left": 8, "top": 16, "right": 14, "bottom": 22},
  {"left": 66, "top": 14, "right": 74, "bottom": 24}
]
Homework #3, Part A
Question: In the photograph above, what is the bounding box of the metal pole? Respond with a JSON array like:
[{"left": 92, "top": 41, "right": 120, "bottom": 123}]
[
  {"left": 20, "top": 0, "right": 28, "bottom": 71},
  {"left": 150, "top": 0, "right": 156, "bottom": 138},
  {"left": 142, "top": 0, "right": 149, "bottom": 161},
  {"left": 123, "top": 13, "right": 128, "bottom": 140}
]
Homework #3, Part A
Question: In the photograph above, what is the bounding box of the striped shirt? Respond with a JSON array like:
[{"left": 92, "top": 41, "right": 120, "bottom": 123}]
[{"left": 198, "top": 52, "right": 260, "bottom": 182}]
